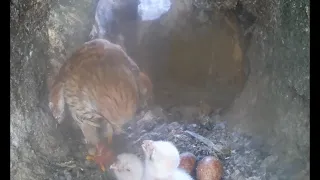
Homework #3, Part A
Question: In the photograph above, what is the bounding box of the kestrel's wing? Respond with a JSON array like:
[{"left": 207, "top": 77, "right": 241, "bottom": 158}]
[{"left": 48, "top": 80, "right": 65, "bottom": 123}]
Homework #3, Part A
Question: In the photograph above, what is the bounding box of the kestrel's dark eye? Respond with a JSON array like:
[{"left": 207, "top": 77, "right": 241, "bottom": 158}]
[{"left": 126, "top": 168, "right": 131, "bottom": 172}]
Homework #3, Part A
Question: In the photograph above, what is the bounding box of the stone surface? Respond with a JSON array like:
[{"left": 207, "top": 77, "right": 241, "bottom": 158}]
[
  {"left": 221, "top": 0, "right": 309, "bottom": 178},
  {"left": 10, "top": 0, "right": 97, "bottom": 179},
  {"left": 46, "top": 0, "right": 97, "bottom": 87},
  {"left": 10, "top": 0, "right": 70, "bottom": 179}
]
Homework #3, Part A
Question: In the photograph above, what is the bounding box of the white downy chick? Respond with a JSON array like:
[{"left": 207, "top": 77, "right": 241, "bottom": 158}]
[
  {"left": 171, "top": 168, "right": 194, "bottom": 180},
  {"left": 141, "top": 140, "right": 181, "bottom": 179},
  {"left": 110, "top": 153, "right": 144, "bottom": 180}
]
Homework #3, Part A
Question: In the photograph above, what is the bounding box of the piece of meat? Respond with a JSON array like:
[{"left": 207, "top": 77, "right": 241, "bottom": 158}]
[{"left": 86, "top": 142, "right": 116, "bottom": 171}]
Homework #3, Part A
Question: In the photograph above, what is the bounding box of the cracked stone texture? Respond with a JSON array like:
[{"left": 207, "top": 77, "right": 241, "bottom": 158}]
[
  {"left": 10, "top": 0, "right": 96, "bottom": 179},
  {"left": 10, "top": 0, "right": 309, "bottom": 179},
  {"left": 221, "top": 0, "right": 309, "bottom": 178}
]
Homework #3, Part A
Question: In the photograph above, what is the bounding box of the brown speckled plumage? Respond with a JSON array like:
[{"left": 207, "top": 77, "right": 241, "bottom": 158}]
[{"left": 48, "top": 38, "right": 153, "bottom": 147}]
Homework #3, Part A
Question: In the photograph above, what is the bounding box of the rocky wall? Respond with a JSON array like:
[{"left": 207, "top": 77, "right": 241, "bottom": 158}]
[
  {"left": 10, "top": 0, "right": 96, "bottom": 179},
  {"left": 221, "top": 0, "right": 309, "bottom": 177}
]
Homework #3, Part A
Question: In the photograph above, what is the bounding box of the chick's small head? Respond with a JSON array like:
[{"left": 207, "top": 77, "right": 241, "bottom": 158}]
[
  {"left": 110, "top": 153, "right": 144, "bottom": 180},
  {"left": 142, "top": 140, "right": 180, "bottom": 173}
]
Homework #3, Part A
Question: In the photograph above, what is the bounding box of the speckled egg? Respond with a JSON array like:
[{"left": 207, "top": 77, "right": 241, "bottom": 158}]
[
  {"left": 178, "top": 152, "right": 197, "bottom": 175},
  {"left": 196, "top": 156, "right": 223, "bottom": 180}
]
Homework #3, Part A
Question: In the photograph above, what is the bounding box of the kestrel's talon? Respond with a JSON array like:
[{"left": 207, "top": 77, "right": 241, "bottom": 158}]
[
  {"left": 85, "top": 142, "right": 115, "bottom": 172},
  {"left": 100, "top": 163, "right": 106, "bottom": 172},
  {"left": 86, "top": 155, "right": 94, "bottom": 161}
]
